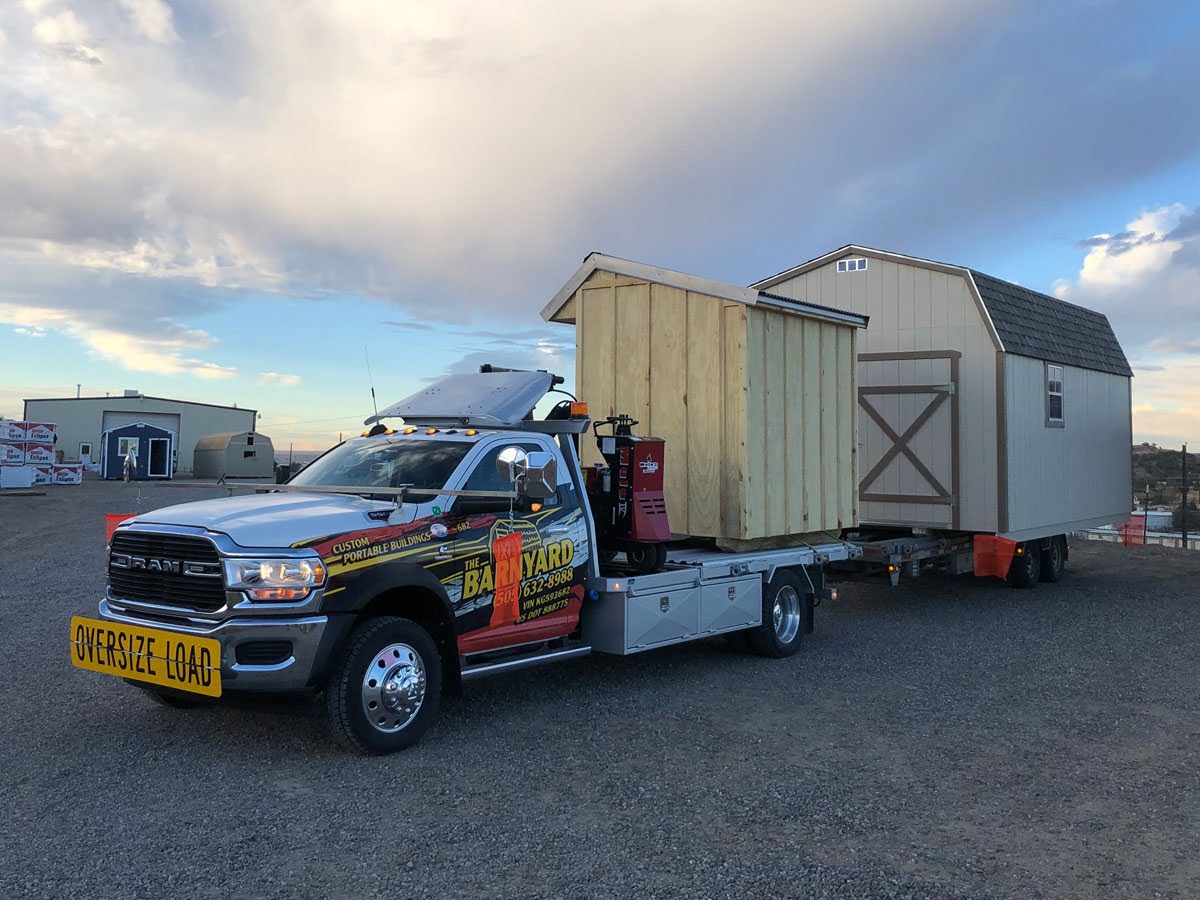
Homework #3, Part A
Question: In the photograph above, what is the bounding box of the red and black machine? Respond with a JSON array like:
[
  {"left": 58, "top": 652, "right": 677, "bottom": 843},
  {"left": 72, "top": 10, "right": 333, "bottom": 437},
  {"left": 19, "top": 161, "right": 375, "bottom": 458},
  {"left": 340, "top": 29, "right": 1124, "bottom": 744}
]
[{"left": 584, "top": 415, "right": 671, "bottom": 573}]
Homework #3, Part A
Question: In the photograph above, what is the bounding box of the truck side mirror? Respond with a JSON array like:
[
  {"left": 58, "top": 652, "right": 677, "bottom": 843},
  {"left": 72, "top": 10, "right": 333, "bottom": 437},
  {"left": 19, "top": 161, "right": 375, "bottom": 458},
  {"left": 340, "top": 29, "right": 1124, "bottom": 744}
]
[
  {"left": 495, "top": 446, "right": 528, "bottom": 483},
  {"left": 522, "top": 451, "right": 558, "bottom": 499}
]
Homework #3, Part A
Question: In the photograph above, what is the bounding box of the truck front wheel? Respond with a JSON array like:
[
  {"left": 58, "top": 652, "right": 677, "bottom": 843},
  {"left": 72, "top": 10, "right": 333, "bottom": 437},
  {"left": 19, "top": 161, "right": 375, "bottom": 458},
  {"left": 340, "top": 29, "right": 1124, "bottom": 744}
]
[{"left": 326, "top": 616, "right": 442, "bottom": 754}]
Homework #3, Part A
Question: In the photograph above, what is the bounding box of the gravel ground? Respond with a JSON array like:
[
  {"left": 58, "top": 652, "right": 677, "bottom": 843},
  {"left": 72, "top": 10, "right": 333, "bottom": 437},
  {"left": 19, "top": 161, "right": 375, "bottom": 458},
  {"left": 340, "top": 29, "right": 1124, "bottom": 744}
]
[{"left": 2, "top": 478, "right": 1198, "bottom": 899}]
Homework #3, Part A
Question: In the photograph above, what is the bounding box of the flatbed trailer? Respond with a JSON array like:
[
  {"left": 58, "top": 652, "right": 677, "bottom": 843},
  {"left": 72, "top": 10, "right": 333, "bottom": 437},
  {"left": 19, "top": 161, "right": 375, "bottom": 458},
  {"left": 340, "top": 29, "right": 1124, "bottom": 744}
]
[{"left": 837, "top": 527, "right": 1069, "bottom": 589}]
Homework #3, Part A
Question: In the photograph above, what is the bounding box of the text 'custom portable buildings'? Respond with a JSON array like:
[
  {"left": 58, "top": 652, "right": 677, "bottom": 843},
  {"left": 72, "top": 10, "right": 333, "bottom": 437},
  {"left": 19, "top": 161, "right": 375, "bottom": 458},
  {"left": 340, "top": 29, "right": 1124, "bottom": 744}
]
[
  {"left": 193, "top": 431, "right": 275, "bottom": 479},
  {"left": 544, "top": 253, "right": 869, "bottom": 545},
  {"left": 752, "top": 246, "right": 1132, "bottom": 541}
]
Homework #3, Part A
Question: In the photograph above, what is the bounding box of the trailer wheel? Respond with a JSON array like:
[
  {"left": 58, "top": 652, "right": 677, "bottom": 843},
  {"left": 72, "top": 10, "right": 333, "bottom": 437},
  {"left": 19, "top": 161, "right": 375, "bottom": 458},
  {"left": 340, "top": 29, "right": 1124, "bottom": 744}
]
[
  {"left": 1039, "top": 535, "right": 1067, "bottom": 583},
  {"left": 326, "top": 616, "right": 442, "bottom": 755},
  {"left": 748, "top": 571, "right": 808, "bottom": 658},
  {"left": 1006, "top": 542, "right": 1041, "bottom": 589}
]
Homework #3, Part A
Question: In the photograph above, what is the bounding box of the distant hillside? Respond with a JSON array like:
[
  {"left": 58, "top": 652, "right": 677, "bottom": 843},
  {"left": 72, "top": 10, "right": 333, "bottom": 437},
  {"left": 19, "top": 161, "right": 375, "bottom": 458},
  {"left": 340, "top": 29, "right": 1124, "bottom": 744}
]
[{"left": 1132, "top": 443, "right": 1199, "bottom": 504}]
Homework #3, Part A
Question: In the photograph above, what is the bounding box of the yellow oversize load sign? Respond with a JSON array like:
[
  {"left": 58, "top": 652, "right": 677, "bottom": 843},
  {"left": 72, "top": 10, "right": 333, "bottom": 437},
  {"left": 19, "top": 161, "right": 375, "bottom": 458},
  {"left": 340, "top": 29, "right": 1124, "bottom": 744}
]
[{"left": 70, "top": 616, "right": 222, "bottom": 697}]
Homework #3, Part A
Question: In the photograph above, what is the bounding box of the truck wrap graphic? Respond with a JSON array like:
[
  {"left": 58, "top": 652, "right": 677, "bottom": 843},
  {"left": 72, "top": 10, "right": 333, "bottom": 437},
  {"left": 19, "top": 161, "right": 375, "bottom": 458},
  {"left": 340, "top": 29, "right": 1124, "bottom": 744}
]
[{"left": 295, "top": 505, "right": 590, "bottom": 644}]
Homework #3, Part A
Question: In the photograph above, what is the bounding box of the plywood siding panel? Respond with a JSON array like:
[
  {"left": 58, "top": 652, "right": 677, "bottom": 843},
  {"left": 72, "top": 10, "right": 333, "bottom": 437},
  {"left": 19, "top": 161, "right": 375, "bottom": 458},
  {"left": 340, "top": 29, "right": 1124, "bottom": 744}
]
[
  {"left": 1003, "top": 355, "right": 1130, "bottom": 535},
  {"left": 649, "top": 283, "right": 689, "bottom": 532},
  {"left": 837, "top": 326, "right": 855, "bottom": 527},
  {"left": 743, "top": 307, "right": 766, "bottom": 538},
  {"left": 685, "top": 293, "right": 724, "bottom": 538},
  {"left": 614, "top": 283, "right": 652, "bottom": 435},
  {"left": 764, "top": 312, "right": 787, "bottom": 534},
  {"left": 820, "top": 323, "right": 839, "bottom": 527},
  {"left": 721, "top": 304, "right": 748, "bottom": 538},
  {"left": 802, "top": 320, "right": 823, "bottom": 528},
  {"left": 784, "top": 315, "right": 807, "bottom": 532}
]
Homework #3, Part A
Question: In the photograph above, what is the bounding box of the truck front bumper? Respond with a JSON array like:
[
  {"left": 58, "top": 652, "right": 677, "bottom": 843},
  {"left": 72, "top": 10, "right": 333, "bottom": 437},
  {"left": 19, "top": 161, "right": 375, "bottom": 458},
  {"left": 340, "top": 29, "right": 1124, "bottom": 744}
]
[{"left": 98, "top": 599, "right": 347, "bottom": 692}]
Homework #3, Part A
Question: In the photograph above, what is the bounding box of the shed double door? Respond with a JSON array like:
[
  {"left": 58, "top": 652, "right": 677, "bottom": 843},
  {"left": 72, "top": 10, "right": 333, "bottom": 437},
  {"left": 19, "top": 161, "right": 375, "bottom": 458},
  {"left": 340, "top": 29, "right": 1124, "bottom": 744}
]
[{"left": 857, "top": 351, "right": 960, "bottom": 529}]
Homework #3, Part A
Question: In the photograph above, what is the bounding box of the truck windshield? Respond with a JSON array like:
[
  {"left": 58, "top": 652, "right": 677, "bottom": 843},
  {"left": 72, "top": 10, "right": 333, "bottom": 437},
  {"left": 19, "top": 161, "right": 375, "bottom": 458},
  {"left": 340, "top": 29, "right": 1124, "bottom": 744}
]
[{"left": 289, "top": 440, "right": 471, "bottom": 491}]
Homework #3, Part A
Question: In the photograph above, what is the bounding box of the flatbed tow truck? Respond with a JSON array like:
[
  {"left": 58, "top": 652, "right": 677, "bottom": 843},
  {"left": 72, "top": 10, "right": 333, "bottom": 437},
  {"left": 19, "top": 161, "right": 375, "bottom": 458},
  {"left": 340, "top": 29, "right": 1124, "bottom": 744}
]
[{"left": 71, "top": 368, "right": 854, "bottom": 753}]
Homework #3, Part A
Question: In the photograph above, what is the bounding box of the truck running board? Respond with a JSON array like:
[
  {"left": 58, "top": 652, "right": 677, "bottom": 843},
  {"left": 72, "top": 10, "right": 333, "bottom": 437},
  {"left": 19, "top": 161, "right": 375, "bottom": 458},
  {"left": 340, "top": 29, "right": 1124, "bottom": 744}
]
[{"left": 460, "top": 645, "right": 592, "bottom": 682}]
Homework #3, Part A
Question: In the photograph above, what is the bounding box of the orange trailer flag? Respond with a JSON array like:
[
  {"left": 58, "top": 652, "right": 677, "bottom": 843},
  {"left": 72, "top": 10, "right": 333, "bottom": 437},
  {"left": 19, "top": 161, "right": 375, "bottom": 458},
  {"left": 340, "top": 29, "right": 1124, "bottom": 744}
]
[
  {"left": 973, "top": 535, "right": 1018, "bottom": 579},
  {"left": 1117, "top": 517, "right": 1146, "bottom": 547},
  {"left": 489, "top": 531, "right": 524, "bottom": 627}
]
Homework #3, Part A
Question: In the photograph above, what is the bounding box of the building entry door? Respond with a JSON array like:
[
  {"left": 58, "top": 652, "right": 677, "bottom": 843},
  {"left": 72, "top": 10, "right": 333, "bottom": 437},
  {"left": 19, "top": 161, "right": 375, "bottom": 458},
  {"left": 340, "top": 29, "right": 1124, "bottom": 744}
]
[
  {"left": 148, "top": 438, "right": 171, "bottom": 478},
  {"left": 857, "top": 350, "right": 960, "bottom": 529}
]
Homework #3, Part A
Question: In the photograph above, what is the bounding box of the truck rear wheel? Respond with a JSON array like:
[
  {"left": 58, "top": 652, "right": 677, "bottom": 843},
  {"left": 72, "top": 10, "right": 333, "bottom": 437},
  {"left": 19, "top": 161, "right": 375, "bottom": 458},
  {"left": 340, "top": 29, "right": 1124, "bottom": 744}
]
[
  {"left": 1006, "top": 542, "right": 1041, "bottom": 589},
  {"left": 748, "top": 571, "right": 808, "bottom": 658},
  {"left": 326, "top": 616, "right": 442, "bottom": 755},
  {"left": 1039, "top": 535, "right": 1067, "bottom": 583}
]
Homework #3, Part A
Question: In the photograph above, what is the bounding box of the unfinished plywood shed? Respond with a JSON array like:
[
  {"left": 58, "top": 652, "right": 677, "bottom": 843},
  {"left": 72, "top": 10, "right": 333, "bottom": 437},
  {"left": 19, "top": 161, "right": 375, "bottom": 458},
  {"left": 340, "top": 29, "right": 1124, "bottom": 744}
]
[
  {"left": 752, "top": 246, "right": 1132, "bottom": 540},
  {"left": 543, "top": 253, "right": 869, "bottom": 544},
  {"left": 193, "top": 431, "right": 275, "bottom": 479}
]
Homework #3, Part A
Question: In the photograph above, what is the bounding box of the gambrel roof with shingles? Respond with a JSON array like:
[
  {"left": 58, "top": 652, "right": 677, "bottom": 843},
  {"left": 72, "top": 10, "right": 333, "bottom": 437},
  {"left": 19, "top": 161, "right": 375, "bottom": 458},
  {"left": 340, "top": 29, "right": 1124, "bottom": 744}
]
[
  {"left": 752, "top": 245, "right": 1132, "bottom": 378},
  {"left": 967, "top": 270, "right": 1132, "bottom": 377}
]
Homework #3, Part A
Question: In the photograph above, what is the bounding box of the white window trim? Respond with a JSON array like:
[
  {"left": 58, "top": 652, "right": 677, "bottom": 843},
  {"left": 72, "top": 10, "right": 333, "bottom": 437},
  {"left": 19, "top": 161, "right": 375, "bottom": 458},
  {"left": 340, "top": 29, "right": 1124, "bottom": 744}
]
[
  {"left": 837, "top": 257, "right": 869, "bottom": 273},
  {"left": 1045, "top": 363, "right": 1065, "bottom": 427}
]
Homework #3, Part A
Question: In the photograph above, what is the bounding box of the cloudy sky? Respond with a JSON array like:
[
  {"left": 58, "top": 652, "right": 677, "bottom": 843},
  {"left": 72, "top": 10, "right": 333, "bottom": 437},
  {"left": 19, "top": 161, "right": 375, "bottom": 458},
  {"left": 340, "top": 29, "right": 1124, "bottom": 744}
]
[{"left": 0, "top": 0, "right": 1197, "bottom": 450}]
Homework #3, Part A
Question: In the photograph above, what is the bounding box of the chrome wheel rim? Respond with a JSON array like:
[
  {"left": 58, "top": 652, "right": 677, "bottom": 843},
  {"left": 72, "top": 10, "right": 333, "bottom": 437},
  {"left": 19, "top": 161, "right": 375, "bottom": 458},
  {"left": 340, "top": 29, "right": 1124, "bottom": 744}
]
[
  {"left": 1050, "top": 541, "right": 1063, "bottom": 571},
  {"left": 361, "top": 642, "right": 426, "bottom": 734},
  {"left": 772, "top": 586, "right": 802, "bottom": 644}
]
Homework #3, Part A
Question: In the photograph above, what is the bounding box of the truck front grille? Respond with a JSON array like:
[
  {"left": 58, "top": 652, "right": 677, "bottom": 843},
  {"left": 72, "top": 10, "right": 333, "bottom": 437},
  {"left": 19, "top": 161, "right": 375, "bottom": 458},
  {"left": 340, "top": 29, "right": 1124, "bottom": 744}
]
[{"left": 108, "top": 532, "right": 227, "bottom": 613}]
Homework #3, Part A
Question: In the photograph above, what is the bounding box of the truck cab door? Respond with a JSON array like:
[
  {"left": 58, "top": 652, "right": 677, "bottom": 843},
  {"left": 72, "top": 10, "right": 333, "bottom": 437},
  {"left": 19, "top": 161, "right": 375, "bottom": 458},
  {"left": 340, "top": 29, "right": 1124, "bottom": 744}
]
[{"left": 449, "top": 441, "right": 590, "bottom": 655}]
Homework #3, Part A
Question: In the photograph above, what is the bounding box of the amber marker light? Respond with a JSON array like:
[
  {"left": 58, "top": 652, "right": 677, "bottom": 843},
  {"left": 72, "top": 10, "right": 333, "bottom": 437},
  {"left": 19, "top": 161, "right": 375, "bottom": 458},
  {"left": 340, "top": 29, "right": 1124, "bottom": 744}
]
[
  {"left": 425, "top": 428, "right": 438, "bottom": 435},
  {"left": 404, "top": 428, "right": 416, "bottom": 434},
  {"left": 465, "top": 429, "right": 478, "bottom": 436},
  {"left": 570, "top": 401, "right": 589, "bottom": 417}
]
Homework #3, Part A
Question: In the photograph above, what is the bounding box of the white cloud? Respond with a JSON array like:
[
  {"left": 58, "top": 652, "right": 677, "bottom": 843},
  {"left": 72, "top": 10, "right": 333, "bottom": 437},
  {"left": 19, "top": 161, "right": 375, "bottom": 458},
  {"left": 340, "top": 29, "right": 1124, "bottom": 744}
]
[
  {"left": 0, "top": 0, "right": 992, "bottom": 312},
  {"left": 1073, "top": 204, "right": 1187, "bottom": 291},
  {"left": 259, "top": 372, "right": 302, "bottom": 387},
  {"left": 0, "top": 300, "right": 236, "bottom": 378},
  {"left": 31, "top": 10, "right": 88, "bottom": 46},
  {"left": 119, "top": 0, "right": 175, "bottom": 43},
  {"left": 1054, "top": 203, "right": 1200, "bottom": 356},
  {"left": 14, "top": 325, "right": 46, "bottom": 337}
]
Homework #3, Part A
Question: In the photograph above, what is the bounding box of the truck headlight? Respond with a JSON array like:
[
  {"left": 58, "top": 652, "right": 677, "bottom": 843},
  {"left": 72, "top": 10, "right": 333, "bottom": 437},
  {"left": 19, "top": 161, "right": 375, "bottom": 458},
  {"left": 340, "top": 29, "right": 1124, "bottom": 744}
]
[{"left": 224, "top": 557, "right": 327, "bottom": 601}]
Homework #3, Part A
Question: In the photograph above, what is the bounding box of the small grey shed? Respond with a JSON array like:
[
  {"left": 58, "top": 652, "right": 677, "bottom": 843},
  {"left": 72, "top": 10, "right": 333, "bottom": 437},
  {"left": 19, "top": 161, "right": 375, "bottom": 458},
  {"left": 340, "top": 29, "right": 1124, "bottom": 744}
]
[
  {"left": 753, "top": 246, "right": 1132, "bottom": 541},
  {"left": 193, "top": 431, "right": 275, "bottom": 479}
]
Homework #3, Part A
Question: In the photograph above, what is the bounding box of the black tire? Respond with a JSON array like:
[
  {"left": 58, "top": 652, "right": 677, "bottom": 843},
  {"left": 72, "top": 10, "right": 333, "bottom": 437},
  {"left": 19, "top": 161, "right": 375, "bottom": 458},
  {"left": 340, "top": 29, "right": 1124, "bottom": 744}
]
[
  {"left": 1039, "top": 535, "right": 1067, "bottom": 583},
  {"left": 326, "top": 616, "right": 442, "bottom": 755},
  {"left": 748, "top": 571, "right": 809, "bottom": 658},
  {"left": 1006, "top": 542, "right": 1041, "bottom": 589},
  {"left": 127, "top": 681, "right": 207, "bottom": 709},
  {"left": 626, "top": 542, "right": 666, "bottom": 574}
]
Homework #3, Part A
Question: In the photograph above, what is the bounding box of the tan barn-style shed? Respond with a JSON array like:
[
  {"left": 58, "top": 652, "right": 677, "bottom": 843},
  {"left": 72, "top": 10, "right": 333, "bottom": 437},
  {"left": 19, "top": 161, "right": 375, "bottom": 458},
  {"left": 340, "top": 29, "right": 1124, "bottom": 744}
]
[
  {"left": 193, "top": 431, "right": 275, "bottom": 479},
  {"left": 752, "top": 246, "right": 1132, "bottom": 541},
  {"left": 543, "top": 254, "right": 869, "bottom": 545}
]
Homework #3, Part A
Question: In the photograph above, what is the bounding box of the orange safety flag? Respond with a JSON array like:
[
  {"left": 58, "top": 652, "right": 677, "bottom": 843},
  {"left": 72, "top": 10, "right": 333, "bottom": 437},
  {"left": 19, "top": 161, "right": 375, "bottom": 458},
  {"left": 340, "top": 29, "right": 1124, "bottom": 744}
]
[
  {"left": 489, "top": 532, "right": 524, "bottom": 627},
  {"left": 1116, "top": 517, "right": 1146, "bottom": 547},
  {"left": 973, "top": 534, "right": 1018, "bottom": 579},
  {"left": 105, "top": 514, "right": 136, "bottom": 543}
]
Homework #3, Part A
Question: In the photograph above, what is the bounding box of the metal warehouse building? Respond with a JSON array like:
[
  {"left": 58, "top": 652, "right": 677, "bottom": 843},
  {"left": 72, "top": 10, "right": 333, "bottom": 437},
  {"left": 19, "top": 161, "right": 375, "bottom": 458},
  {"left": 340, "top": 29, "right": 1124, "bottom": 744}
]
[{"left": 23, "top": 392, "right": 257, "bottom": 477}]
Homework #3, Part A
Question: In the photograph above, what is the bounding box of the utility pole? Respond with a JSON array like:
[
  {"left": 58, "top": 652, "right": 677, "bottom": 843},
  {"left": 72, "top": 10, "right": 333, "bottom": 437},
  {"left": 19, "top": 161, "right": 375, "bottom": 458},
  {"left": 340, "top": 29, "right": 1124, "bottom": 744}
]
[{"left": 1183, "top": 443, "right": 1189, "bottom": 551}]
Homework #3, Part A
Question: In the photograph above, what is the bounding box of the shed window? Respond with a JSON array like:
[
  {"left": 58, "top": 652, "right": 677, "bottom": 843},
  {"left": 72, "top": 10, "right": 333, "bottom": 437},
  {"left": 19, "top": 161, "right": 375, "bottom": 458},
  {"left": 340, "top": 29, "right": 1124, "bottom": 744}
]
[
  {"left": 243, "top": 450, "right": 257, "bottom": 459},
  {"left": 1046, "top": 364, "right": 1064, "bottom": 425},
  {"left": 837, "top": 258, "right": 868, "bottom": 272},
  {"left": 118, "top": 437, "right": 138, "bottom": 459}
]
